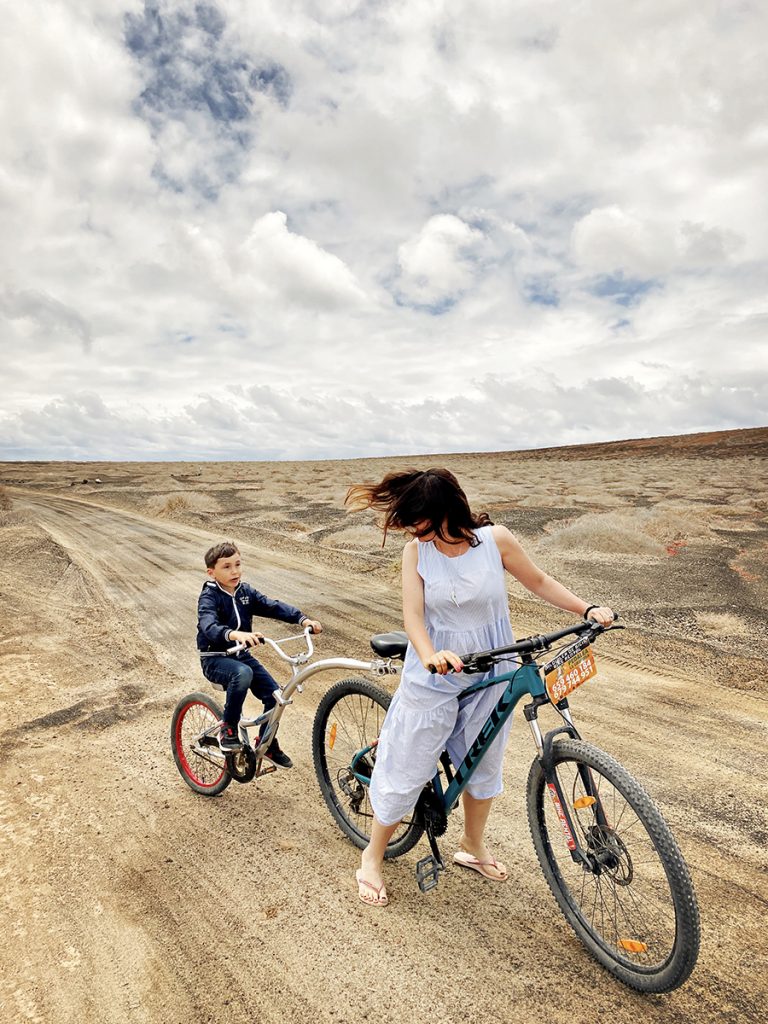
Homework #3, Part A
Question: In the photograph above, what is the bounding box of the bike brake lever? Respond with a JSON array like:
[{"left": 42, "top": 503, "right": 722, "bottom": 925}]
[{"left": 460, "top": 658, "right": 494, "bottom": 675}]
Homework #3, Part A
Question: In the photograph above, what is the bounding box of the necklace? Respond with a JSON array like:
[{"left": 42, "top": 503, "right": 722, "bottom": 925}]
[
  {"left": 434, "top": 539, "right": 469, "bottom": 607},
  {"left": 448, "top": 563, "right": 460, "bottom": 607}
]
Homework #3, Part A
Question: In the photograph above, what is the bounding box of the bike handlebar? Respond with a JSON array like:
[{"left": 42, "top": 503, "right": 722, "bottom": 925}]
[
  {"left": 226, "top": 626, "right": 316, "bottom": 663},
  {"left": 428, "top": 615, "right": 621, "bottom": 674}
]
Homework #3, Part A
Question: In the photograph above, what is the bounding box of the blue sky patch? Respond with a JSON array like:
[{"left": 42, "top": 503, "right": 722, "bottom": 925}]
[
  {"left": 393, "top": 292, "right": 458, "bottom": 316},
  {"left": 124, "top": 1, "right": 291, "bottom": 195},
  {"left": 524, "top": 277, "right": 560, "bottom": 307},
  {"left": 125, "top": 2, "right": 291, "bottom": 124},
  {"left": 589, "top": 274, "right": 659, "bottom": 307}
]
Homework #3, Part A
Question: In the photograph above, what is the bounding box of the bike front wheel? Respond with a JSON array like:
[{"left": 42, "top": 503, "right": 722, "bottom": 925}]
[
  {"left": 171, "top": 692, "right": 231, "bottom": 796},
  {"left": 312, "top": 678, "right": 424, "bottom": 858},
  {"left": 527, "top": 738, "right": 700, "bottom": 993}
]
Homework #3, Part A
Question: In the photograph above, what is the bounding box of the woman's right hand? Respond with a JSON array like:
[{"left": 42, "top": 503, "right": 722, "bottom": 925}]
[{"left": 424, "top": 649, "right": 463, "bottom": 675}]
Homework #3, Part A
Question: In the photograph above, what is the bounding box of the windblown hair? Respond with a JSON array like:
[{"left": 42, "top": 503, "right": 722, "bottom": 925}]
[
  {"left": 345, "top": 469, "right": 492, "bottom": 546},
  {"left": 204, "top": 541, "right": 240, "bottom": 568}
]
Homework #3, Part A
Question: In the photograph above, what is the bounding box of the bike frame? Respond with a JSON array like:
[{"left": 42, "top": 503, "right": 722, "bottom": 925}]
[
  {"left": 198, "top": 629, "right": 399, "bottom": 759},
  {"left": 198, "top": 627, "right": 605, "bottom": 867},
  {"left": 349, "top": 647, "right": 607, "bottom": 870},
  {"left": 438, "top": 660, "right": 544, "bottom": 809}
]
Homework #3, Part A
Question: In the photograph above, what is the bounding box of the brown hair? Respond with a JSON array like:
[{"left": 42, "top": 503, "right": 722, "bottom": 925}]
[
  {"left": 345, "top": 469, "right": 491, "bottom": 546},
  {"left": 204, "top": 541, "right": 240, "bottom": 568}
]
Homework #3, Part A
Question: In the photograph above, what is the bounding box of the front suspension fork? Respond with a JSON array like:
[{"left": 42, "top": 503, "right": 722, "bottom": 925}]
[{"left": 525, "top": 696, "right": 608, "bottom": 867}]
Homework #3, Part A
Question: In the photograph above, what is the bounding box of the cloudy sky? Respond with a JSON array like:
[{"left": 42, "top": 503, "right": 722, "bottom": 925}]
[{"left": 1, "top": 0, "right": 766, "bottom": 460}]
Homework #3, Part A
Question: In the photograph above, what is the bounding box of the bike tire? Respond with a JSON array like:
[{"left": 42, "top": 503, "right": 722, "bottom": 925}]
[
  {"left": 527, "top": 738, "right": 700, "bottom": 993},
  {"left": 171, "top": 692, "right": 232, "bottom": 797},
  {"left": 312, "top": 677, "right": 424, "bottom": 858}
]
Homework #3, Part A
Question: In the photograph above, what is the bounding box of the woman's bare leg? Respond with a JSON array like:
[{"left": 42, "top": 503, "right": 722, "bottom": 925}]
[
  {"left": 458, "top": 792, "right": 507, "bottom": 879},
  {"left": 357, "top": 817, "right": 399, "bottom": 905}
]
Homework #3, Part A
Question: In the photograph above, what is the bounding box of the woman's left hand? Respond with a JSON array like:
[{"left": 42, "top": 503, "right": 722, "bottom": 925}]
[{"left": 585, "top": 606, "right": 615, "bottom": 626}]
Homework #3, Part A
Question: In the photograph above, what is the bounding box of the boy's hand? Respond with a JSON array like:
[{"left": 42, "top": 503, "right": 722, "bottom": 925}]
[
  {"left": 229, "top": 630, "right": 264, "bottom": 647},
  {"left": 301, "top": 618, "right": 323, "bottom": 634}
]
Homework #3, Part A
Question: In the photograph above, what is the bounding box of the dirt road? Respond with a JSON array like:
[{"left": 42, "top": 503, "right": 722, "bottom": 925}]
[{"left": 1, "top": 486, "right": 766, "bottom": 1024}]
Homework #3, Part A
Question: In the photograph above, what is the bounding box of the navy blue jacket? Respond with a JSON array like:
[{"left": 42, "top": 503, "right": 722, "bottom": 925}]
[{"left": 196, "top": 580, "right": 306, "bottom": 653}]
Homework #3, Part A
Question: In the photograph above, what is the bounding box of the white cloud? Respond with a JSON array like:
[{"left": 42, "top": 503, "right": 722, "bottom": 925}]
[
  {"left": 0, "top": 289, "right": 93, "bottom": 352},
  {"left": 1, "top": 369, "right": 764, "bottom": 461},
  {"left": 571, "top": 206, "right": 745, "bottom": 278},
  {"left": 0, "top": 0, "right": 766, "bottom": 459},
  {"left": 571, "top": 207, "right": 674, "bottom": 278},
  {"left": 237, "top": 211, "right": 366, "bottom": 308},
  {"left": 396, "top": 215, "right": 486, "bottom": 307}
]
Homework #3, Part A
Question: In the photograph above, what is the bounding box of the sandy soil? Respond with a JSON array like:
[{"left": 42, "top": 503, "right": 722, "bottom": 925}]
[{"left": 0, "top": 426, "right": 766, "bottom": 1024}]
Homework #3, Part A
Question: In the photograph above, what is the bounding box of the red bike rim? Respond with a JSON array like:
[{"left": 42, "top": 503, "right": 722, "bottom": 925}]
[{"left": 175, "top": 700, "right": 226, "bottom": 788}]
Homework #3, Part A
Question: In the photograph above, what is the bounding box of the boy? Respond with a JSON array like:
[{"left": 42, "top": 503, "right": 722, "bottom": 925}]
[{"left": 196, "top": 541, "right": 322, "bottom": 766}]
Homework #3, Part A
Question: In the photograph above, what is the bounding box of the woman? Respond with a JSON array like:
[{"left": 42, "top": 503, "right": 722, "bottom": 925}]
[{"left": 345, "top": 468, "right": 614, "bottom": 908}]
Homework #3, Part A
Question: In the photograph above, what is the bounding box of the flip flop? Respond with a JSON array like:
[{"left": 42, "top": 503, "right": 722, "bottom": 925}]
[
  {"left": 355, "top": 869, "right": 389, "bottom": 908},
  {"left": 453, "top": 849, "right": 508, "bottom": 882}
]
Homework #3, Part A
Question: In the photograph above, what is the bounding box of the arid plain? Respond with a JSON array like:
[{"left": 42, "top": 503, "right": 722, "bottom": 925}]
[{"left": 1, "top": 426, "right": 766, "bottom": 1024}]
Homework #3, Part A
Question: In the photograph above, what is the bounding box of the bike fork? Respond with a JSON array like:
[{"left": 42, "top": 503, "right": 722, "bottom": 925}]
[{"left": 526, "top": 698, "right": 610, "bottom": 867}]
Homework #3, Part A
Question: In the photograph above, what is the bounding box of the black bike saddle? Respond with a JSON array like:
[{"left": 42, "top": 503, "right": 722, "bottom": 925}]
[{"left": 370, "top": 631, "right": 408, "bottom": 659}]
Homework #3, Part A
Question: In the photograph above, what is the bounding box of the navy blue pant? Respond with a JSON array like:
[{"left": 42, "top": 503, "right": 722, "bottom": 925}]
[{"left": 201, "top": 652, "right": 279, "bottom": 728}]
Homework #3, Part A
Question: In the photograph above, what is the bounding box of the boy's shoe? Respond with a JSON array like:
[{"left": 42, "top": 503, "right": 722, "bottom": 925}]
[
  {"left": 218, "top": 723, "right": 242, "bottom": 752},
  {"left": 265, "top": 740, "right": 293, "bottom": 769}
]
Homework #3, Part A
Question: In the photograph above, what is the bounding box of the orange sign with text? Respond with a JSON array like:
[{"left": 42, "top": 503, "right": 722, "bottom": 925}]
[{"left": 544, "top": 643, "right": 597, "bottom": 704}]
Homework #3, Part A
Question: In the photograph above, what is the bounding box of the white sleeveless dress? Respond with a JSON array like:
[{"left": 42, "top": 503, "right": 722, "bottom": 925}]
[{"left": 369, "top": 525, "right": 515, "bottom": 826}]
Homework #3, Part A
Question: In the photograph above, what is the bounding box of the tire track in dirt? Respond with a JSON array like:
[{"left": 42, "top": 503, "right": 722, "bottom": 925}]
[{"left": 15, "top": 490, "right": 402, "bottom": 673}]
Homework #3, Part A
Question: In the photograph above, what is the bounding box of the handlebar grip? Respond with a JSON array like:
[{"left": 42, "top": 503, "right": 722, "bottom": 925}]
[
  {"left": 226, "top": 637, "right": 265, "bottom": 654},
  {"left": 585, "top": 611, "right": 619, "bottom": 627}
]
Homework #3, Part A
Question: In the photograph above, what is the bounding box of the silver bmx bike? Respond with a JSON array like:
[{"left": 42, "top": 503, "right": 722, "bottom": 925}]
[{"left": 170, "top": 628, "right": 399, "bottom": 795}]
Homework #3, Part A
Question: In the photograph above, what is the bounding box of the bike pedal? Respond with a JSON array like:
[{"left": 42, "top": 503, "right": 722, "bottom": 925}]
[
  {"left": 415, "top": 855, "right": 443, "bottom": 894},
  {"left": 255, "top": 762, "right": 277, "bottom": 777}
]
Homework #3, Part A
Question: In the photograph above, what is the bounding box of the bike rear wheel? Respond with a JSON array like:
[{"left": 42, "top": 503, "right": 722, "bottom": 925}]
[
  {"left": 527, "top": 738, "right": 699, "bottom": 993},
  {"left": 312, "top": 678, "right": 424, "bottom": 858},
  {"left": 171, "top": 692, "right": 231, "bottom": 796}
]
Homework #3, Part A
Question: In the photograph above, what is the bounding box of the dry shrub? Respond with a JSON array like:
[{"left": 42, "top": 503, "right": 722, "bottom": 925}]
[
  {"left": 641, "top": 507, "right": 714, "bottom": 543},
  {"left": 0, "top": 487, "right": 12, "bottom": 511},
  {"left": 695, "top": 612, "right": 749, "bottom": 638},
  {"left": 149, "top": 491, "right": 218, "bottom": 517},
  {"left": 157, "top": 495, "right": 190, "bottom": 517},
  {"left": 538, "top": 512, "right": 663, "bottom": 558},
  {"left": 315, "top": 523, "right": 386, "bottom": 551}
]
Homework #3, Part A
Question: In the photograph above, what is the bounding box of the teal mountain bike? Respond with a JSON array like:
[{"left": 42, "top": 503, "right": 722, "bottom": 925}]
[{"left": 311, "top": 618, "right": 700, "bottom": 994}]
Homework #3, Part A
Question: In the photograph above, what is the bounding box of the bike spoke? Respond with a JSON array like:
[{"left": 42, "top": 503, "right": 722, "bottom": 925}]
[
  {"left": 318, "top": 684, "right": 415, "bottom": 846},
  {"left": 178, "top": 700, "right": 225, "bottom": 787},
  {"left": 542, "top": 757, "right": 680, "bottom": 971}
]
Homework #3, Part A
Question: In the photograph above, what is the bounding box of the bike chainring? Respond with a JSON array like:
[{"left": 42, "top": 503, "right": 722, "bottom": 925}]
[
  {"left": 416, "top": 785, "right": 448, "bottom": 837},
  {"left": 226, "top": 745, "right": 257, "bottom": 783}
]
